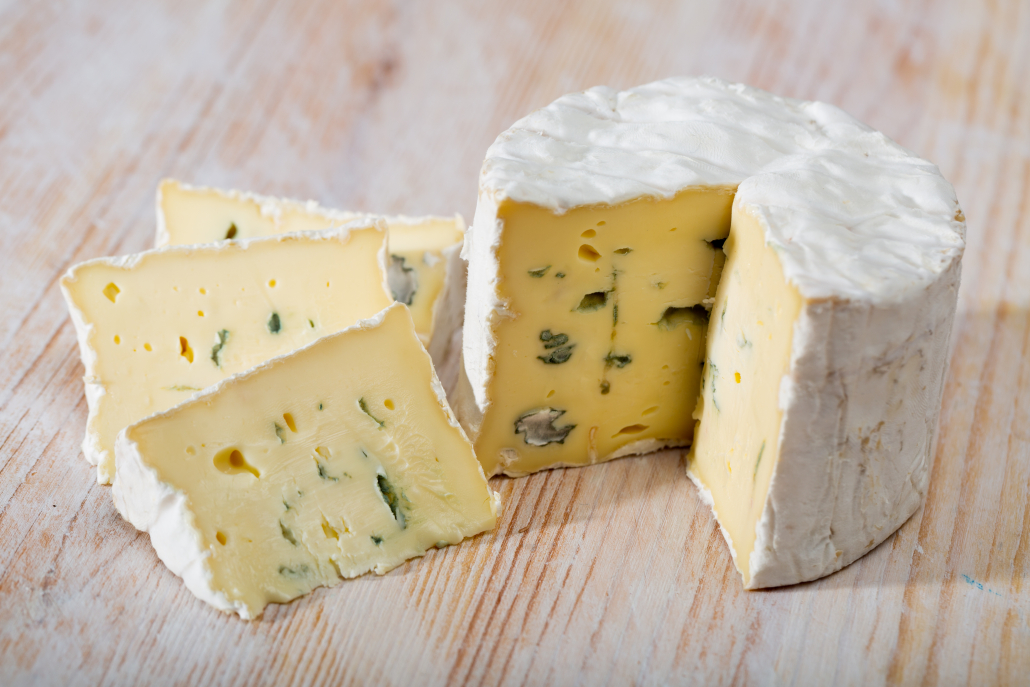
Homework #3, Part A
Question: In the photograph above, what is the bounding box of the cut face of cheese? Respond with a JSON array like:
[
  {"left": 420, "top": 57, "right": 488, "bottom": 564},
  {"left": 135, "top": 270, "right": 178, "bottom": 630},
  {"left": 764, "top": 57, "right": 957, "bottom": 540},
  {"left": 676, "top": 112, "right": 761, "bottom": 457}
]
[
  {"left": 156, "top": 179, "right": 465, "bottom": 361},
  {"left": 61, "top": 220, "right": 392, "bottom": 484},
  {"left": 112, "top": 304, "right": 498, "bottom": 620},
  {"left": 468, "top": 190, "right": 730, "bottom": 475},
  {"left": 459, "top": 76, "right": 965, "bottom": 588},
  {"left": 385, "top": 217, "right": 466, "bottom": 362},
  {"left": 687, "top": 208, "right": 802, "bottom": 587}
]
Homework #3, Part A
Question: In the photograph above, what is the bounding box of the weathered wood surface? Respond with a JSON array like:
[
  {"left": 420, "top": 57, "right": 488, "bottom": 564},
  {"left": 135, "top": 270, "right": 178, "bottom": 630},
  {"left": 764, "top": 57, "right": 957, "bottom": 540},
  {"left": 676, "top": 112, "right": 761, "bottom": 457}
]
[{"left": 1, "top": 0, "right": 1028, "bottom": 684}]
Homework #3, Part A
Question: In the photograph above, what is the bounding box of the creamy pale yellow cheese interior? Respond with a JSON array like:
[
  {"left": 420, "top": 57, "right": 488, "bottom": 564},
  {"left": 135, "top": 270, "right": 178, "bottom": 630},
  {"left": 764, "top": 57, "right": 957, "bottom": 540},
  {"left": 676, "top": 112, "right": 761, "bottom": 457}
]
[
  {"left": 687, "top": 209, "right": 802, "bottom": 586},
  {"left": 383, "top": 218, "right": 464, "bottom": 342},
  {"left": 477, "top": 191, "right": 805, "bottom": 583},
  {"left": 157, "top": 180, "right": 463, "bottom": 345},
  {"left": 123, "top": 305, "right": 496, "bottom": 618},
  {"left": 477, "top": 190, "right": 732, "bottom": 475},
  {"left": 63, "top": 228, "right": 391, "bottom": 483}
]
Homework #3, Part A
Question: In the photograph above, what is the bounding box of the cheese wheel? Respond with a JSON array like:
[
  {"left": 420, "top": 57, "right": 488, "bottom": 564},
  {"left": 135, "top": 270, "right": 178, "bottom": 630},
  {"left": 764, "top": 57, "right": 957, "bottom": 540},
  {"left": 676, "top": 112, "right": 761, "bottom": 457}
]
[{"left": 455, "top": 76, "right": 965, "bottom": 587}]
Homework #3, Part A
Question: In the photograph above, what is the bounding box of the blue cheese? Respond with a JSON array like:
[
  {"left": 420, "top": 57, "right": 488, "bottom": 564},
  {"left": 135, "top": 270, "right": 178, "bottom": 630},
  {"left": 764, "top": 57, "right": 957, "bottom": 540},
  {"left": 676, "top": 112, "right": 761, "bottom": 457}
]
[
  {"left": 112, "top": 304, "right": 499, "bottom": 619},
  {"left": 155, "top": 179, "right": 466, "bottom": 364}
]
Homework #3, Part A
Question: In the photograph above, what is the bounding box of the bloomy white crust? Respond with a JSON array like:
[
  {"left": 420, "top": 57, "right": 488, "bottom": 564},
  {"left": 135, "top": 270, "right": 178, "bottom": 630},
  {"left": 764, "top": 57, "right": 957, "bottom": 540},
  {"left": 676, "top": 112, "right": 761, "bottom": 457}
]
[
  {"left": 743, "top": 251, "right": 961, "bottom": 588},
  {"left": 462, "top": 194, "right": 507, "bottom": 412},
  {"left": 112, "top": 302, "right": 499, "bottom": 619},
  {"left": 113, "top": 430, "right": 249, "bottom": 618},
  {"left": 61, "top": 217, "right": 389, "bottom": 485},
  {"left": 425, "top": 236, "right": 467, "bottom": 367},
  {"left": 461, "top": 76, "right": 965, "bottom": 587}
]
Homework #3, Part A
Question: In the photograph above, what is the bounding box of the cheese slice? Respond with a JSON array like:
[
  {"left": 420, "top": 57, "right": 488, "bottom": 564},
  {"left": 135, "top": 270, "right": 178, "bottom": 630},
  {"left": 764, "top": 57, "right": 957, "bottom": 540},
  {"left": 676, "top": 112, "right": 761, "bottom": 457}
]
[
  {"left": 112, "top": 303, "right": 498, "bottom": 619},
  {"left": 457, "top": 77, "right": 965, "bottom": 587},
  {"left": 156, "top": 179, "right": 465, "bottom": 362},
  {"left": 61, "top": 219, "right": 392, "bottom": 484},
  {"left": 687, "top": 208, "right": 803, "bottom": 587}
]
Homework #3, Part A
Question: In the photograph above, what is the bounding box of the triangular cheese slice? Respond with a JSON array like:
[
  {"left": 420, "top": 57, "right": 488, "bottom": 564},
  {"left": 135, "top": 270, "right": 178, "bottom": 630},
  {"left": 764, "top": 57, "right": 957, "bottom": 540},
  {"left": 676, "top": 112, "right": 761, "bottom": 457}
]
[
  {"left": 156, "top": 179, "right": 465, "bottom": 362},
  {"left": 113, "top": 304, "right": 498, "bottom": 619}
]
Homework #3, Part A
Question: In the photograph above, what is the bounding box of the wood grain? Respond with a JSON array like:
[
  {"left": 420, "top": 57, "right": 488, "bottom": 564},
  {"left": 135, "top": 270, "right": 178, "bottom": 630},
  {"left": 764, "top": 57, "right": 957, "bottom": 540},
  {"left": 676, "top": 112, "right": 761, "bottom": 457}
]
[{"left": 1, "top": 0, "right": 1028, "bottom": 684}]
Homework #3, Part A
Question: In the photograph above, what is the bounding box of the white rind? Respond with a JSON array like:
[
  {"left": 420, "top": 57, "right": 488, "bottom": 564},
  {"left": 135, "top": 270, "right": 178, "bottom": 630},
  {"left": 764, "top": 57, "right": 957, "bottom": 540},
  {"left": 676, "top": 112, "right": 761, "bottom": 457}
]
[
  {"left": 746, "top": 247, "right": 960, "bottom": 588},
  {"left": 424, "top": 218, "right": 468, "bottom": 368},
  {"left": 461, "top": 76, "right": 966, "bottom": 587},
  {"left": 450, "top": 353, "right": 484, "bottom": 440},
  {"left": 113, "top": 431, "right": 249, "bottom": 618},
  {"left": 471, "top": 76, "right": 963, "bottom": 305},
  {"left": 462, "top": 193, "right": 507, "bottom": 412},
  {"left": 112, "top": 302, "right": 500, "bottom": 619},
  {"left": 60, "top": 283, "right": 106, "bottom": 470},
  {"left": 61, "top": 217, "right": 389, "bottom": 485}
]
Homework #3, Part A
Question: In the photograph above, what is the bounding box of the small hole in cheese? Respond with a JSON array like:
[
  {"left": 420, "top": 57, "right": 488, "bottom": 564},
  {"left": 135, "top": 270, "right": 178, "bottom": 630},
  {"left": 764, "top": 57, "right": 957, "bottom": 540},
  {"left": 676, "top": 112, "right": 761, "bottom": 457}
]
[
  {"left": 199, "top": 287, "right": 207, "bottom": 295},
  {"left": 213, "top": 448, "right": 260, "bottom": 478},
  {"left": 113, "top": 335, "right": 120, "bottom": 344},
  {"left": 642, "top": 406, "right": 659, "bottom": 416},
  {"left": 179, "top": 336, "right": 193, "bottom": 363},
  {"left": 597, "top": 221, "right": 606, "bottom": 226},
  {"left": 613, "top": 424, "right": 649, "bottom": 438},
  {"left": 268, "top": 279, "right": 276, "bottom": 288},
  {"left": 735, "top": 372, "right": 741, "bottom": 383},
  {"left": 185, "top": 446, "right": 196, "bottom": 455},
  {"left": 576, "top": 291, "right": 607, "bottom": 312},
  {"left": 197, "top": 310, "right": 204, "bottom": 317},
  {"left": 384, "top": 399, "right": 395, "bottom": 410},
  {"left": 669, "top": 227, "right": 677, "bottom": 232},
  {"left": 546, "top": 390, "right": 555, "bottom": 399},
  {"left": 578, "top": 244, "right": 601, "bottom": 262},
  {"left": 581, "top": 229, "right": 596, "bottom": 238},
  {"left": 143, "top": 343, "right": 152, "bottom": 352},
  {"left": 103, "top": 283, "right": 120, "bottom": 303},
  {"left": 283, "top": 413, "right": 297, "bottom": 433},
  {"left": 216, "top": 531, "right": 227, "bottom": 545},
  {"left": 322, "top": 521, "right": 340, "bottom": 540}
]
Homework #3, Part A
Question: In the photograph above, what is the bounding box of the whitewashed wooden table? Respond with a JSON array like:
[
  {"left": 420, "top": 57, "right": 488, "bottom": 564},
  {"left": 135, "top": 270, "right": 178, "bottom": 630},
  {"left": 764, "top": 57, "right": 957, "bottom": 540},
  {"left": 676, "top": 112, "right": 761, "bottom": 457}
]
[{"left": 1, "top": 1, "right": 1028, "bottom": 684}]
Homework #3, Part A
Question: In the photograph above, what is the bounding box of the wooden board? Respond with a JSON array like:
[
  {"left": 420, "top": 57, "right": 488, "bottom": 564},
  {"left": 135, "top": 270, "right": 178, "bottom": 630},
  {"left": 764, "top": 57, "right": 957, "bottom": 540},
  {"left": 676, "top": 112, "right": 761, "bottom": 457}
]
[{"left": 1, "top": 0, "right": 1028, "bottom": 684}]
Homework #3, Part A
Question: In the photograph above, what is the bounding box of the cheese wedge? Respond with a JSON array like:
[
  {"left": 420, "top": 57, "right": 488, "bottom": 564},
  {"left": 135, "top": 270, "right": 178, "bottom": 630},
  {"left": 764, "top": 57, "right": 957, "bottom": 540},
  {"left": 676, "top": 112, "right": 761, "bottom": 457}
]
[
  {"left": 112, "top": 303, "right": 498, "bottom": 619},
  {"left": 61, "top": 219, "right": 392, "bottom": 484},
  {"left": 456, "top": 77, "right": 965, "bottom": 587},
  {"left": 156, "top": 179, "right": 465, "bottom": 362}
]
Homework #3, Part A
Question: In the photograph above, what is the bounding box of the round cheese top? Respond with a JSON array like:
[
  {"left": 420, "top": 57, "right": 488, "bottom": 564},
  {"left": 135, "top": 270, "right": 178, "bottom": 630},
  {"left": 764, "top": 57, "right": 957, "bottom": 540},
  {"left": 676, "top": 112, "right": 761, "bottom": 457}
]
[{"left": 478, "top": 76, "right": 965, "bottom": 303}]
